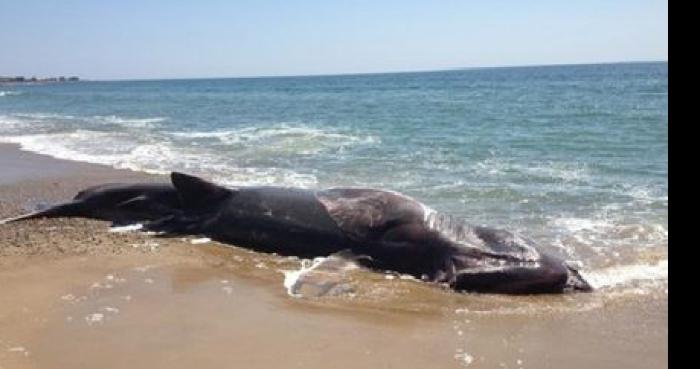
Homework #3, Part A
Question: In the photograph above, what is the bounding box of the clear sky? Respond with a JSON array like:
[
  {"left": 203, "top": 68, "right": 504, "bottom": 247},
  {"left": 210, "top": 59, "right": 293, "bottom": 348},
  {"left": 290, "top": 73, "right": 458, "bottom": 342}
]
[{"left": 0, "top": 0, "right": 667, "bottom": 80}]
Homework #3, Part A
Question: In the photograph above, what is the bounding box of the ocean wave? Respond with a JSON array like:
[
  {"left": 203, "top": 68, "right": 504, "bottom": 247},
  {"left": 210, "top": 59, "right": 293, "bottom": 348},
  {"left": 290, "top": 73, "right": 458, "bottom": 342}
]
[
  {"left": 0, "top": 130, "right": 319, "bottom": 187},
  {"left": 624, "top": 184, "right": 668, "bottom": 205},
  {"left": 580, "top": 259, "right": 668, "bottom": 290},
  {"left": 0, "top": 91, "right": 23, "bottom": 97},
  {"left": 0, "top": 115, "right": 24, "bottom": 129},
  {"left": 11, "top": 112, "right": 76, "bottom": 120},
  {"left": 550, "top": 216, "right": 613, "bottom": 233},
  {"left": 471, "top": 157, "right": 589, "bottom": 184},
  {"left": 520, "top": 162, "right": 589, "bottom": 183},
  {"left": 0, "top": 114, "right": 75, "bottom": 135},
  {"left": 1, "top": 112, "right": 167, "bottom": 130},
  {"left": 471, "top": 156, "right": 512, "bottom": 176},
  {"left": 170, "top": 123, "right": 379, "bottom": 155},
  {"left": 0, "top": 130, "right": 146, "bottom": 166},
  {"left": 91, "top": 115, "right": 168, "bottom": 127},
  {"left": 549, "top": 213, "right": 667, "bottom": 253}
]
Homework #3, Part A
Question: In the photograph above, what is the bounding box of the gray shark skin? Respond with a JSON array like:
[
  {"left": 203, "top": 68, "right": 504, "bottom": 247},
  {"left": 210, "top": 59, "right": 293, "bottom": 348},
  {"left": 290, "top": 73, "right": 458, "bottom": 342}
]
[
  {"left": 0, "top": 183, "right": 181, "bottom": 225},
  {"left": 2, "top": 172, "right": 592, "bottom": 294}
]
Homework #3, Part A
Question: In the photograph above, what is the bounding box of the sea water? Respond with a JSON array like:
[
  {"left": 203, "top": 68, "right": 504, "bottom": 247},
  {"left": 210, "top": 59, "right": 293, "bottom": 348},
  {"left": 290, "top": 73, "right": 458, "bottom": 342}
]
[{"left": 0, "top": 62, "right": 668, "bottom": 289}]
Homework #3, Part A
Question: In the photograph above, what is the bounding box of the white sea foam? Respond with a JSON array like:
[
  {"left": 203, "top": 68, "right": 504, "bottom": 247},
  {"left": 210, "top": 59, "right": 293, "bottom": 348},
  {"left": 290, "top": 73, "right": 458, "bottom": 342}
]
[
  {"left": 0, "top": 112, "right": 167, "bottom": 135},
  {"left": 0, "top": 117, "right": 340, "bottom": 188},
  {"left": 91, "top": 115, "right": 168, "bottom": 127},
  {"left": 282, "top": 255, "right": 360, "bottom": 298},
  {"left": 171, "top": 123, "right": 376, "bottom": 143},
  {"left": 171, "top": 123, "right": 379, "bottom": 155},
  {"left": 0, "top": 114, "right": 65, "bottom": 135},
  {"left": 521, "top": 162, "right": 589, "bottom": 183},
  {"left": 549, "top": 210, "right": 667, "bottom": 251},
  {"left": 11, "top": 112, "right": 77, "bottom": 120},
  {"left": 580, "top": 259, "right": 668, "bottom": 289},
  {"left": 471, "top": 157, "right": 589, "bottom": 184},
  {"left": 471, "top": 156, "right": 511, "bottom": 176},
  {"left": 0, "top": 91, "right": 22, "bottom": 97},
  {"left": 550, "top": 217, "right": 612, "bottom": 233},
  {"left": 2, "top": 115, "right": 334, "bottom": 188},
  {"left": 625, "top": 185, "right": 668, "bottom": 205},
  {"left": 0, "top": 130, "right": 319, "bottom": 187},
  {"left": 283, "top": 258, "right": 327, "bottom": 297}
]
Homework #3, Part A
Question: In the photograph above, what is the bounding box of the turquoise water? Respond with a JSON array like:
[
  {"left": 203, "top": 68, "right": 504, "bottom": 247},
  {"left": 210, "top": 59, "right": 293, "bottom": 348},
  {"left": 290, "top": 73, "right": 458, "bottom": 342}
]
[{"left": 0, "top": 62, "right": 668, "bottom": 278}]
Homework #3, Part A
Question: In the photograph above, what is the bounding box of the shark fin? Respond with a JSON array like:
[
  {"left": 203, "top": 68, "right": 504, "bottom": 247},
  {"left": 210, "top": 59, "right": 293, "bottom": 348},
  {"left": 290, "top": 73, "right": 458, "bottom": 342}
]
[{"left": 170, "top": 172, "right": 234, "bottom": 210}]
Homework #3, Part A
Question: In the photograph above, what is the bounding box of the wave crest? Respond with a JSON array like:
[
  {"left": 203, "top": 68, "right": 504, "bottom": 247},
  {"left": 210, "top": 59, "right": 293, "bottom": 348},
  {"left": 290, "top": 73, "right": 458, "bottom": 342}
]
[
  {"left": 0, "top": 91, "right": 23, "bottom": 97},
  {"left": 580, "top": 259, "right": 667, "bottom": 290},
  {"left": 172, "top": 123, "right": 379, "bottom": 155}
]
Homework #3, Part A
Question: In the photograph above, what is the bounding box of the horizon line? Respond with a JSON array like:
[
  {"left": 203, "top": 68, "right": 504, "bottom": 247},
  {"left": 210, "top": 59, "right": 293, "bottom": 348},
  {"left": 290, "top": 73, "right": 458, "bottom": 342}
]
[{"left": 45, "top": 59, "right": 670, "bottom": 83}]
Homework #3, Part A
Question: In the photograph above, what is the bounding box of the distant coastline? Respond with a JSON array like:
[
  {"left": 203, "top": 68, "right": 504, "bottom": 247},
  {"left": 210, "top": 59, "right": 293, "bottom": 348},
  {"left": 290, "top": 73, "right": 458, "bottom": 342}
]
[
  {"left": 85, "top": 60, "right": 666, "bottom": 83},
  {"left": 0, "top": 75, "right": 80, "bottom": 85}
]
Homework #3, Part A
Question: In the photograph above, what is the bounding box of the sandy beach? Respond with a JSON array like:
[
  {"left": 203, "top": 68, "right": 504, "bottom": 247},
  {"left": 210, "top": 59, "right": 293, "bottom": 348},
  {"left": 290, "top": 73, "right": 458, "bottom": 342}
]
[{"left": 0, "top": 143, "right": 667, "bottom": 369}]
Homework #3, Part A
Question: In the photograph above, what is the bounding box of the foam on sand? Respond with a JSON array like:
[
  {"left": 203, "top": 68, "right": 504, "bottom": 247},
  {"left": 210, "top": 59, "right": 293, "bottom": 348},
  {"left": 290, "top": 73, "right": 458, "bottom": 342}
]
[{"left": 282, "top": 252, "right": 362, "bottom": 298}]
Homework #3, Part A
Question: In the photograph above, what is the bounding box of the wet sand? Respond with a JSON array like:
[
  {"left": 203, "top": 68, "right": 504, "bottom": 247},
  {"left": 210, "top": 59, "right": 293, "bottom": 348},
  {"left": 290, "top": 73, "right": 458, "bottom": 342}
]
[{"left": 0, "top": 143, "right": 668, "bottom": 369}]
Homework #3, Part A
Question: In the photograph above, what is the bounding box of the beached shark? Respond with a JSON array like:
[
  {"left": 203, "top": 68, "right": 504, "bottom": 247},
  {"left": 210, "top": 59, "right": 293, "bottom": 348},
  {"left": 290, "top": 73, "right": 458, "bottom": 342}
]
[{"left": 1, "top": 172, "right": 592, "bottom": 294}]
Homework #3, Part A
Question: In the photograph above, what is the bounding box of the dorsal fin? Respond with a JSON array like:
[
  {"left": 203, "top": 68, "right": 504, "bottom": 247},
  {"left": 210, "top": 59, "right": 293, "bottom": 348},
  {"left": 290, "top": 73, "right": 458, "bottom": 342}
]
[{"left": 170, "top": 172, "right": 233, "bottom": 209}]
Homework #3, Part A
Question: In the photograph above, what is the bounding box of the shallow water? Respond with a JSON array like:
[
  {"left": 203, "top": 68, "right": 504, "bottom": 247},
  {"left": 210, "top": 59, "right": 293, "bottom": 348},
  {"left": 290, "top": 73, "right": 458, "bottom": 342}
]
[{"left": 0, "top": 244, "right": 667, "bottom": 369}]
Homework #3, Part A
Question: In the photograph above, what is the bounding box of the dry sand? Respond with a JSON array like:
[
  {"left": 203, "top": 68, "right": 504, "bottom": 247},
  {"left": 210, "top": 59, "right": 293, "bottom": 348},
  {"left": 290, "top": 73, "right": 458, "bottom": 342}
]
[{"left": 0, "top": 143, "right": 667, "bottom": 369}]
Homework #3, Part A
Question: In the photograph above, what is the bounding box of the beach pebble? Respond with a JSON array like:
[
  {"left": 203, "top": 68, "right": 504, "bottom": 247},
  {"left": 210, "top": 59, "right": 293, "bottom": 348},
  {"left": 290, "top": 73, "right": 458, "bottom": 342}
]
[
  {"left": 190, "top": 237, "right": 211, "bottom": 244},
  {"left": 108, "top": 224, "right": 143, "bottom": 233},
  {"left": 133, "top": 265, "right": 156, "bottom": 272},
  {"left": 7, "top": 346, "right": 30, "bottom": 357},
  {"left": 454, "top": 351, "right": 473, "bottom": 366},
  {"left": 85, "top": 313, "right": 104, "bottom": 325},
  {"left": 90, "top": 282, "right": 114, "bottom": 289}
]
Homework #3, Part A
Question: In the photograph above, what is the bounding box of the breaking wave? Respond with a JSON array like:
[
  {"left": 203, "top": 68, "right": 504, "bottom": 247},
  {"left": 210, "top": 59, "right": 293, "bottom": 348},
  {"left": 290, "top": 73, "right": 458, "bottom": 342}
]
[
  {"left": 581, "top": 259, "right": 667, "bottom": 290},
  {"left": 171, "top": 123, "right": 379, "bottom": 155},
  {"left": 0, "top": 115, "right": 378, "bottom": 188},
  {"left": 0, "top": 91, "right": 23, "bottom": 97}
]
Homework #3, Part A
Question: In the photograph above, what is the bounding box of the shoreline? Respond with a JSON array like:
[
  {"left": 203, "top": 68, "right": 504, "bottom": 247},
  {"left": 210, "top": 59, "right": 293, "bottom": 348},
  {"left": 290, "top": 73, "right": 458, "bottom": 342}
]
[
  {"left": 0, "top": 142, "right": 157, "bottom": 185},
  {"left": 0, "top": 143, "right": 668, "bottom": 369}
]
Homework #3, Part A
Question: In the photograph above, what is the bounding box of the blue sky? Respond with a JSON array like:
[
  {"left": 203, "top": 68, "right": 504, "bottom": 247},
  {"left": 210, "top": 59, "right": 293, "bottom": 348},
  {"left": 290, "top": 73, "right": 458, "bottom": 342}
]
[{"left": 0, "top": 0, "right": 667, "bottom": 80}]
